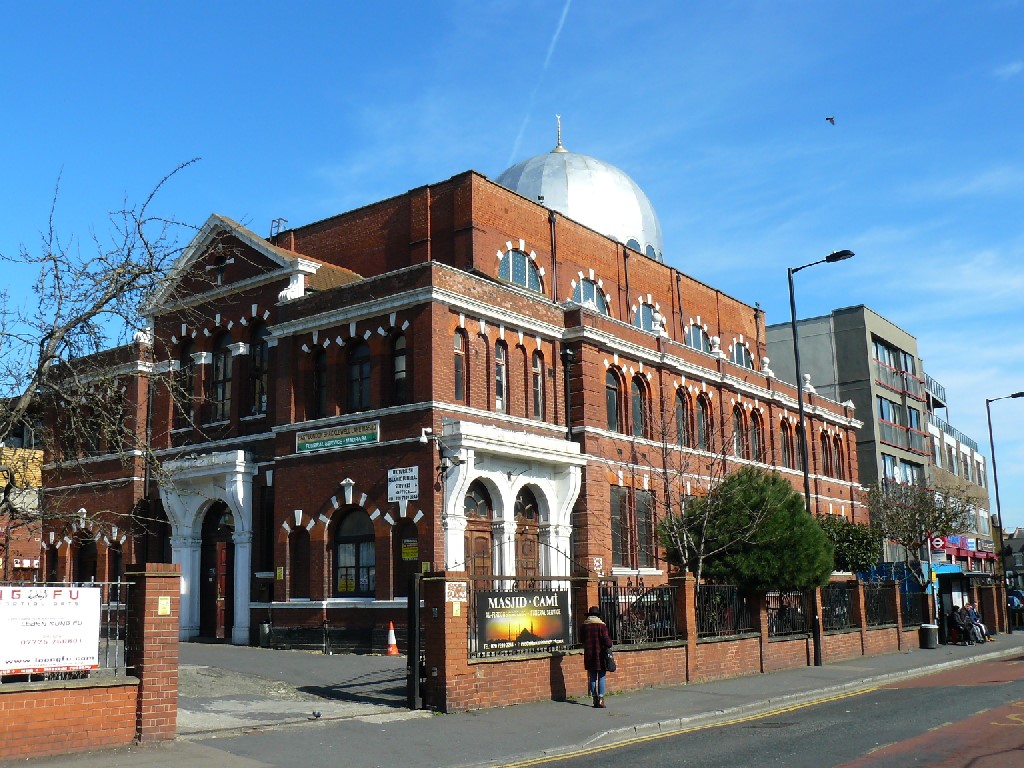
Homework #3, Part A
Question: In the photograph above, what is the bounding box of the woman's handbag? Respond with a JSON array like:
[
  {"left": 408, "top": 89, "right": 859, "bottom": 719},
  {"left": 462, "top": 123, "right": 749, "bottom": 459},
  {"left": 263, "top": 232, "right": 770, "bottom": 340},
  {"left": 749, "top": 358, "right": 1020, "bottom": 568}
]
[{"left": 603, "top": 647, "right": 617, "bottom": 673}]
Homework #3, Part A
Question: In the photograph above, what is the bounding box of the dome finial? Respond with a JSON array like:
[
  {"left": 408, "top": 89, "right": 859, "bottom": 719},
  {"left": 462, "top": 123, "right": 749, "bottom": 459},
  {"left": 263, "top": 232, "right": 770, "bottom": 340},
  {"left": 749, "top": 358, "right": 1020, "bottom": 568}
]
[{"left": 552, "top": 114, "right": 568, "bottom": 153}]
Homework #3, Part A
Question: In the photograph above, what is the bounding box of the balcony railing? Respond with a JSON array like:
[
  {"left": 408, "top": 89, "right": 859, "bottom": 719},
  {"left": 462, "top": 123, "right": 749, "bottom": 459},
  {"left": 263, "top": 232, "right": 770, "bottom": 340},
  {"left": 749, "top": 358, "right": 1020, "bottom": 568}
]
[
  {"left": 925, "top": 373, "right": 947, "bottom": 405},
  {"left": 927, "top": 413, "right": 979, "bottom": 452},
  {"left": 878, "top": 419, "right": 909, "bottom": 450},
  {"left": 908, "top": 428, "right": 930, "bottom": 455},
  {"left": 873, "top": 359, "right": 902, "bottom": 393},
  {"left": 903, "top": 373, "right": 926, "bottom": 401}
]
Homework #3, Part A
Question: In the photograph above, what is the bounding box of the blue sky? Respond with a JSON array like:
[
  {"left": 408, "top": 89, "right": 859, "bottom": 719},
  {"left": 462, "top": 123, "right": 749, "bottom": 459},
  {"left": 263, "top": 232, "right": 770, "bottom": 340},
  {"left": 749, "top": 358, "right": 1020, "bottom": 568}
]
[{"left": 2, "top": 2, "right": 1022, "bottom": 529}]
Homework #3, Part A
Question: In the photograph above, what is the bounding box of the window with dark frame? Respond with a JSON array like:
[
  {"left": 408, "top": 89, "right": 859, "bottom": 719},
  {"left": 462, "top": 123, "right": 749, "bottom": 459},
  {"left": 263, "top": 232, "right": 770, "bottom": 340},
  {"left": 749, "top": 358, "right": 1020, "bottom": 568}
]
[
  {"left": 347, "top": 341, "right": 371, "bottom": 412},
  {"left": 606, "top": 369, "right": 622, "bottom": 433},
  {"left": 175, "top": 341, "right": 195, "bottom": 428},
  {"left": 750, "top": 412, "right": 763, "bottom": 462},
  {"left": 210, "top": 333, "right": 233, "bottom": 422},
  {"left": 454, "top": 330, "right": 467, "bottom": 403},
  {"left": 631, "top": 377, "right": 647, "bottom": 438},
  {"left": 250, "top": 325, "right": 270, "bottom": 416},
  {"left": 494, "top": 341, "right": 508, "bottom": 413},
  {"left": 675, "top": 390, "right": 691, "bottom": 447},
  {"left": 391, "top": 334, "right": 407, "bottom": 405},
  {"left": 311, "top": 349, "right": 328, "bottom": 419},
  {"left": 696, "top": 396, "right": 712, "bottom": 451},
  {"left": 610, "top": 486, "right": 656, "bottom": 570},
  {"left": 531, "top": 351, "right": 544, "bottom": 421}
]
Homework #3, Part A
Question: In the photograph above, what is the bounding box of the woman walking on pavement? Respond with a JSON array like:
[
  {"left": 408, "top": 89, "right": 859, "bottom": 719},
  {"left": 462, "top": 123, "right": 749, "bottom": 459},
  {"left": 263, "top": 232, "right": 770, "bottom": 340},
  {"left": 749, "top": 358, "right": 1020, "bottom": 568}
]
[{"left": 581, "top": 606, "right": 613, "bottom": 708}]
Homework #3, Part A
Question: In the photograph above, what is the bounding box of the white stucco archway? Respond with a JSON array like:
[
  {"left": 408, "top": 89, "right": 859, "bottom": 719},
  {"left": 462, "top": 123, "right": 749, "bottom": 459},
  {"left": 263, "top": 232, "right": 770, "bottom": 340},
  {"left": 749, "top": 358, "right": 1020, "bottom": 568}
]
[{"left": 159, "top": 450, "right": 257, "bottom": 644}]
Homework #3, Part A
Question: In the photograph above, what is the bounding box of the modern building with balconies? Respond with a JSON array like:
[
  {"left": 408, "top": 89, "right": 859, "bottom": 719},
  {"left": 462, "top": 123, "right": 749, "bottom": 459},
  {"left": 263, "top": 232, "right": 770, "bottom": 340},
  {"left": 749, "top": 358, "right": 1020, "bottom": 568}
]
[{"left": 766, "top": 305, "right": 993, "bottom": 572}]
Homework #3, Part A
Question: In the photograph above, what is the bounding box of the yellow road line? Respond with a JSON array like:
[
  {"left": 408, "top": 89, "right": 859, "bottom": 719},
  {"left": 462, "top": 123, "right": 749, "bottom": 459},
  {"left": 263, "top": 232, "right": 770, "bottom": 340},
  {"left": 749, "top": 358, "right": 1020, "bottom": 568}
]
[{"left": 500, "top": 686, "right": 882, "bottom": 768}]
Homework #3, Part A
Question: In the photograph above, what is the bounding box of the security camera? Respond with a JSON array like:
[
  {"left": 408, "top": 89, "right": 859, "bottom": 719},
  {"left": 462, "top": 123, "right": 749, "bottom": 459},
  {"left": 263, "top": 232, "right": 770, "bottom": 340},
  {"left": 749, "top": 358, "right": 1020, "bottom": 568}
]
[{"left": 419, "top": 427, "right": 433, "bottom": 444}]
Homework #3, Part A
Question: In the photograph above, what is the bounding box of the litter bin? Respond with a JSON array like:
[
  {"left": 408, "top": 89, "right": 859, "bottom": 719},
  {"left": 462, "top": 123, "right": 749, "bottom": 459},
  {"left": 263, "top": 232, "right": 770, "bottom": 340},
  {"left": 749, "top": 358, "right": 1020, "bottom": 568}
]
[
  {"left": 259, "top": 621, "right": 273, "bottom": 648},
  {"left": 919, "top": 623, "right": 939, "bottom": 650}
]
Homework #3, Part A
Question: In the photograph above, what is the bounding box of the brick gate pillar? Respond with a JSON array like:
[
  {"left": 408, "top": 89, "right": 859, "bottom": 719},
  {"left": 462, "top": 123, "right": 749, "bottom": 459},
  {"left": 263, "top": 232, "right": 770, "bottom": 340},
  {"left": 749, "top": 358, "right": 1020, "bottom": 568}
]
[{"left": 126, "top": 563, "right": 181, "bottom": 742}]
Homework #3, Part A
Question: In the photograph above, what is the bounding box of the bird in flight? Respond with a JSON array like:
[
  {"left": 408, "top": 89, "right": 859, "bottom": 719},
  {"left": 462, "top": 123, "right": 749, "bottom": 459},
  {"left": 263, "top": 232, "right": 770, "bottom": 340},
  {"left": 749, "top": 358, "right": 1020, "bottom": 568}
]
[{"left": 825, "top": 116, "right": 836, "bottom": 125}]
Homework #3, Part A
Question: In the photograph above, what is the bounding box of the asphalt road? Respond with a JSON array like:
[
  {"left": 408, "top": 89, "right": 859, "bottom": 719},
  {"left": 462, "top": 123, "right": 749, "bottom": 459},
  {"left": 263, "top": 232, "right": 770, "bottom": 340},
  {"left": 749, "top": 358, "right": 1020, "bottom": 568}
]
[{"left": 515, "top": 657, "right": 1024, "bottom": 768}]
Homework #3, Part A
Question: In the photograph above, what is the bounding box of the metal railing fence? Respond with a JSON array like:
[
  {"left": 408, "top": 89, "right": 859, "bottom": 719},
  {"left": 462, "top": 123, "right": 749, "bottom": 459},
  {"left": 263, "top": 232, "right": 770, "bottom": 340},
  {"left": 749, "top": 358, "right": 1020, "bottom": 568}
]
[
  {"left": 821, "top": 583, "right": 856, "bottom": 631},
  {"left": 766, "top": 590, "right": 814, "bottom": 637},
  {"left": 864, "top": 583, "right": 898, "bottom": 627},
  {"left": 901, "top": 591, "right": 929, "bottom": 627},
  {"left": 599, "top": 579, "right": 680, "bottom": 645},
  {"left": 695, "top": 584, "right": 756, "bottom": 638}
]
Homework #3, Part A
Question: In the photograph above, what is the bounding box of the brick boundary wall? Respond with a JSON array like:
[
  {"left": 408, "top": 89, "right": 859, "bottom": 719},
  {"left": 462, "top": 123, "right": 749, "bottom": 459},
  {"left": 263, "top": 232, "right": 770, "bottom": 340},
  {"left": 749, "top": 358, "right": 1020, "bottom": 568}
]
[
  {"left": 421, "top": 572, "right": 955, "bottom": 713},
  {"left": 0, "top": 564, "right": 181, "bottom": 761}
]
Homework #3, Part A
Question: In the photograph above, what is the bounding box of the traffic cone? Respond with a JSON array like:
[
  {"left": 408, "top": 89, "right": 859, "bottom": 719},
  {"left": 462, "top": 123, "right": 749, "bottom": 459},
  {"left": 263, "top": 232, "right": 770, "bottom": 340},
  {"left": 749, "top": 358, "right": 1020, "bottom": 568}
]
[{"left": 386, "top": 621, "right": 400, "bottom": 656}]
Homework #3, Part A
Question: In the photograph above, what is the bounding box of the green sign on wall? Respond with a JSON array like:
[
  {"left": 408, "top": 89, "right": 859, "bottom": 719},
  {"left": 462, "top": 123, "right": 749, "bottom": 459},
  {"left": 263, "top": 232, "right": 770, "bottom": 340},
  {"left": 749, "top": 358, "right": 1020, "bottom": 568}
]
[{"left": 295, "top": 421, "right": 379, "bottom": 453}]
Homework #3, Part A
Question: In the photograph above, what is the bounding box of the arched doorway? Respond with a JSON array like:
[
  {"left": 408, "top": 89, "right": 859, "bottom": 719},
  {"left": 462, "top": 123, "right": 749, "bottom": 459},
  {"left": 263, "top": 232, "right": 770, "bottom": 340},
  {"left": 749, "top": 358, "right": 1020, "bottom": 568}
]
[
  {"left": 200, "top": 502, "right": 235, "bottom": 640},
  {"left": 514, "top": 487, "right": 540, "bottom": 582},
  {"left": 464, "top": 480, "right": 494, "bottom": 588}
]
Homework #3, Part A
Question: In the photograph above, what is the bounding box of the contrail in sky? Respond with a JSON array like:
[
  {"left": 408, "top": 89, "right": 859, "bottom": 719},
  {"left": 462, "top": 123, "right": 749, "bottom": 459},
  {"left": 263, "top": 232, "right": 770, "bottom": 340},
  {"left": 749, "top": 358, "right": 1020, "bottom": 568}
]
[{"left": 506, "top": 0, "right": 572, "bottom": 168}]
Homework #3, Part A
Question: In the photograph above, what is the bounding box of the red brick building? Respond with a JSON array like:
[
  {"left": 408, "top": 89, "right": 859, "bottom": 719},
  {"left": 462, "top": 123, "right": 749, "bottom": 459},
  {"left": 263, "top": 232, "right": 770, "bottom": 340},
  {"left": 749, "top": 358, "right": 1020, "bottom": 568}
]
[{"left": 41, "top": 143, "right": 866, "bottom": 644}]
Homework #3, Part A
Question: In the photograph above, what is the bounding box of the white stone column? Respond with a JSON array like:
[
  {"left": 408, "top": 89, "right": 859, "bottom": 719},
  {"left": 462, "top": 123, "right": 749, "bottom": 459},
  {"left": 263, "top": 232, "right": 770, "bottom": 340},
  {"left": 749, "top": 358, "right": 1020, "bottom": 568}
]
[
  {"left": 171, "top": 535, "right": 202, "bottom": 640},
  {"left": 231, "top": 529, "right": 253, "bottom": 645}
]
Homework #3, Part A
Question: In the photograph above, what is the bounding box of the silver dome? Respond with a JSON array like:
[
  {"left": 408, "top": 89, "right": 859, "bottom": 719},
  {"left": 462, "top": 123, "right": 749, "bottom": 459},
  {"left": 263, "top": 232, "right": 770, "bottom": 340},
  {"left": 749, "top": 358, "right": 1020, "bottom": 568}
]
[{"left": 495, "top": 140, "right": 664, "bottom": 262}]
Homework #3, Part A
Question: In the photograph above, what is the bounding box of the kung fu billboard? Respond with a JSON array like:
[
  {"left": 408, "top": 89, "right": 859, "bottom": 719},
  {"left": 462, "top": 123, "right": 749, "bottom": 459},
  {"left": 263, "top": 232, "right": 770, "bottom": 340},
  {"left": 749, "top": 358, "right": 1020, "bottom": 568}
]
[
  {"left": 475, "top": 590, "right": 570, "bottom": 653},
  {"left": 0, "top": 586, "right": 101, "bottom": 675}
]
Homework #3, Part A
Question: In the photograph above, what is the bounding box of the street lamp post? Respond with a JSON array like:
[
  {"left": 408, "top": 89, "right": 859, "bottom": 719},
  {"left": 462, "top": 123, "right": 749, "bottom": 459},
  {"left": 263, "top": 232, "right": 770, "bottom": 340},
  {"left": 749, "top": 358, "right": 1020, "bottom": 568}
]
[
  {"left": 787, "top": 249, "right": 855, "bottom": 515},
  {"left": 987, "top": 390, "right": 1024, "bottom": 632},
  {"left": 787, "top": 249, "right": 853, "bottom": 669}
]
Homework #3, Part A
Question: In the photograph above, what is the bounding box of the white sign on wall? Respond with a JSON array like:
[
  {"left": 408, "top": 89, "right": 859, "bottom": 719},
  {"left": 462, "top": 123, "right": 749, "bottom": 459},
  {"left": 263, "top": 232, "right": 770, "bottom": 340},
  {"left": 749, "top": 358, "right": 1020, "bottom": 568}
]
[
  {"left": 0, "top": 586, "right": 101, "bottom": 675},
  {"left": 388, "top": 466, "right": 419, "bottom": 503}
]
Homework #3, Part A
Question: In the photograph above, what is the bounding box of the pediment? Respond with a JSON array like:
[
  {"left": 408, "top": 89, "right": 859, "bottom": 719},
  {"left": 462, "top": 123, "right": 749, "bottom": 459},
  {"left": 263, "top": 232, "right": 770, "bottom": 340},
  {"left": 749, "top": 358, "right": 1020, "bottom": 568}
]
[{"left": 146, "top": 214, "right": 315, "bottom": 311}]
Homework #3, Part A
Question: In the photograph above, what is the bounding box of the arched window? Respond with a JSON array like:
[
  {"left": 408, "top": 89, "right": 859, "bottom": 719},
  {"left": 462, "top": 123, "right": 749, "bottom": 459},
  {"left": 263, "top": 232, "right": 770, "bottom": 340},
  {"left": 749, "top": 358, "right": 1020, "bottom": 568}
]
[
  {"left": 605, "top": 370, "right": 622, "bottom": 433},
  {"left": 175, "top": 341, "right": 195, "bottom": 428},
  {"left": 631, "top": 377, "right": 648, "bottom": 439},
  {"left": 573, "top": 279, "right": 609, "bottom": 314},
  {"left": 531, "top": 351, "right": 545, "bottom": 421},
  {"left": 675, "top": 390, "right": 691, "bottom": 447},
  {"left": 464, "top": 481, "right": 494, "bottom": 581},
  {"left": 75, "top": 538, "right": 98, "bottom": 583},
  {"left": 334, "top": 510, "right": 375, "bottom": 597},
  {"left": 454, "top": 330, "right": 467, "bottom": 403},
  {"left": 250, "top": 325, "right": 270, "bottom": 415},
  {"left": 210, "top": 333, "right": 233, "bottom": 422},
  {"left": 820, "top": 433, "right": 833, "bottom": 477},
  {"left": 685, "top": 324, "right": 712, "bottom": 353},
  {"left": 498, "top": 248, "right": 543, "bottom": 292},
  {"left": 625, "top": 238, "right": 642, "bottom": 252},
  {"left": 289, "top": 526, "right": 310, "bottom": 599},
  {"left": 634, "top": 302, "right": 657, "bottom": 332},
  {"left": 645, "top": 244, "right": 658, "bottom": 260},
  {"left": 494, "top": 341, "right": 508, "bottom": 413},
  {"left": 310, "top": 349, "right": 328, "bottom": 419},
  {"left": 732, "top": 406, "right": 746, "bottom": 458},
  {"left": 696, "top": 396, "right": 712, "bottom": 451},
  {"left": 347, "top": 341, "right": 371, "bottom": 412},
  {"left": 781, "top": 422, "right": 794, "bottom": 469},
  {"left": 750, "top": 412, "right": 764, "bottom": 463},
  {"left": 833, "top": 436, "right": 845, "bottom": 481},
  {"left": 391, "top": 334, "right": 407, "bottom": 405},
  {"left": 730, "top": 342, "right": 754, "bottom": 370},
  {"left": 514, "top": 487, "right": 540, "bottom": 580}
]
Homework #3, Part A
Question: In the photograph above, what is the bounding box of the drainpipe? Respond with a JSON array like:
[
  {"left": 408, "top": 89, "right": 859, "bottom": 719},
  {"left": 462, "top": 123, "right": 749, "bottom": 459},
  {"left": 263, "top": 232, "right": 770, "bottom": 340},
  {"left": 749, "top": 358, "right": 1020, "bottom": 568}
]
[
  {"left": 560, "top": 347, "right": 574, "bottom": 441},
  {"left": 549, "top": 210, "right": 558, "bottom": 303}
]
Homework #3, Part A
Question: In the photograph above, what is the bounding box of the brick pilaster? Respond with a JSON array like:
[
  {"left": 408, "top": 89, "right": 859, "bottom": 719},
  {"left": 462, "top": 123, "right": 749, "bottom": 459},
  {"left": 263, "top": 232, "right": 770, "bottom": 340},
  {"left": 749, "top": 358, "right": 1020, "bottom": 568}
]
[{"left": 126, "top": 563, "right": 181, "bottom": 742}]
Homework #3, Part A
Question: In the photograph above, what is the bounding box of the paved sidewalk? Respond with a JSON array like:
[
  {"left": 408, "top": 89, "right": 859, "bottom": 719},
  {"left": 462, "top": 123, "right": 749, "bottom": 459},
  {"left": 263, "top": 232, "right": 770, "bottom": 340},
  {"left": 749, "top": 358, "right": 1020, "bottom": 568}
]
[{"left": 7, "top": 633, "right": 1024, "bottom": 768}]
